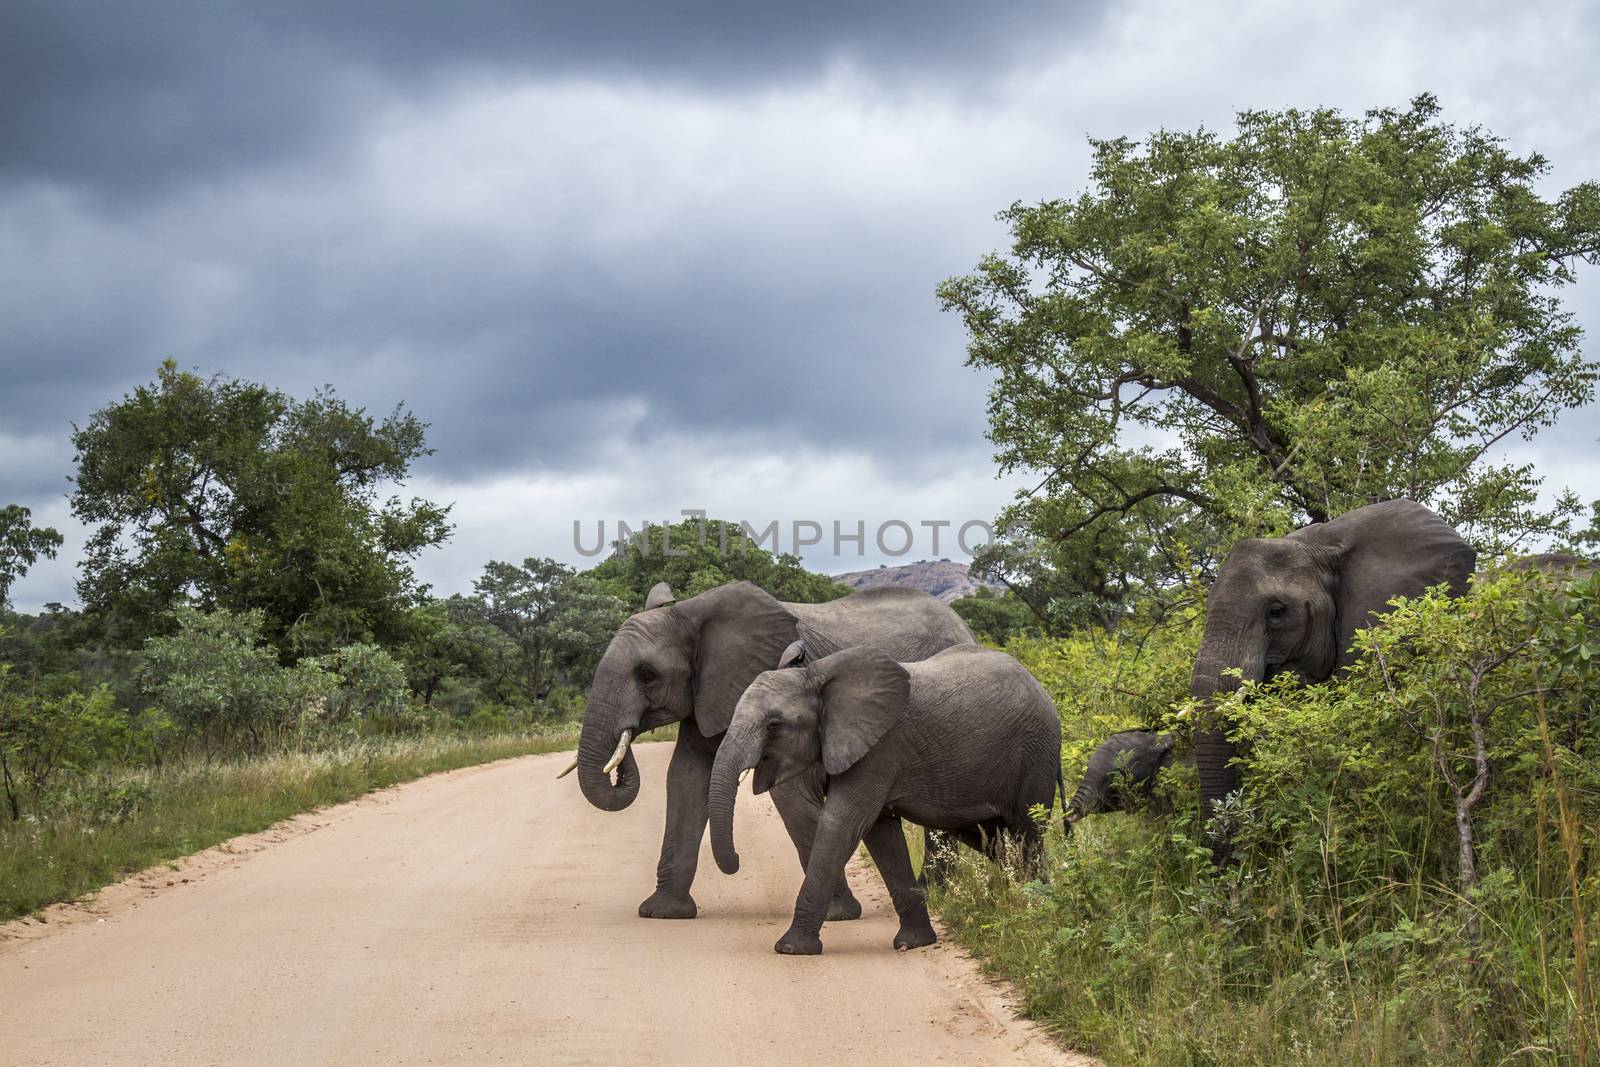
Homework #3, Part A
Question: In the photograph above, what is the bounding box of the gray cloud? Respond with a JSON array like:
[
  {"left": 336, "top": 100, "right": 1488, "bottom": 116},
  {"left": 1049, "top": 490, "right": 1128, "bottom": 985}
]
[{"left": 1, "top": 1, "right": 1102, "bottom": 201}]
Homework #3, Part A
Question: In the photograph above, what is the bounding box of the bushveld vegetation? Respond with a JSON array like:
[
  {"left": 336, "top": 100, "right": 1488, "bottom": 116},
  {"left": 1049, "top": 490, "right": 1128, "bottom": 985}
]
[
  {"left": 934, "top": 568, "right": 1599, "bottom": 1065},
  {"left": 932, "top": 97, "right": 1600, "bottom": 1065},
  {"left": 0, "top": 373, "right": 830, "bottom": 919}
]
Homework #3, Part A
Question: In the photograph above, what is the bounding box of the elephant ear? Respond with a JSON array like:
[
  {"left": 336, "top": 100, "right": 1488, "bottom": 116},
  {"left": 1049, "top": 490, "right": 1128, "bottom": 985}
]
[
  {"left": 677, "top": 582, "right": 798, "bottom": 737},
  {"left": 807, "top": 647, "right": 910, "bottom": 775},
  {"left": 1289, "top": 498, "right": 1477, "bottom": 669},
  {"left": 645, "top": 582, "right": 677, "bottom": 610}
]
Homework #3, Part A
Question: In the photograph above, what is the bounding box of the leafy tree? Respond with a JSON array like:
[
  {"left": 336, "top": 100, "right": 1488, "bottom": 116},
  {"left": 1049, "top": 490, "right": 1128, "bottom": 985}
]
[
  {"left": 137, "top": 608, "right": 336, "bottom": 754},
  {"left": 951, "top": 586, "right": 1041, "bottom": 646},
  {"left": 470, "top": 559, "right": 631, "bottom": 703},
  {"left": 0, "top": 666, "right": 124, "bottom": 821},
  {"left": 306, "top": 642, "right": 409, "bottom": 726},
  {"left": 473, "top": 558, "right": 575, "bottom": 703},
  {"left": 399, "top": 594, "right": 523, "bottom": 709},
  {"left": 589, "top": 517, "right": 849, "bottom": 605},
  {"left": 544, "top": 572, "right": 631, "bottom": 686},
  {"left": 941, "top": 96, "right": 1600, "bottom": 620},
  {"left": 0, "top": 505, "right": 63, "bottom": 609},
  {"left": 70, "top": 361, "right": 452, "bottom": 652}
]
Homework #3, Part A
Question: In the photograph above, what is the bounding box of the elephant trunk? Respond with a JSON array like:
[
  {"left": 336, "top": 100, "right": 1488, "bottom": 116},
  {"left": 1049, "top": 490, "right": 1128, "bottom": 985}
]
[
  {"left": 708, "top": 718, "right": 765, "bottom": 875},
  {"left": 575, "top": 663, "right": 643, "bottom": 812},
  {"left": 1190, "top": 630, "right": 1263, "bottom": 863},
  {"left": 1068, "top": 773, "right": 1110, "bottom": 821}
]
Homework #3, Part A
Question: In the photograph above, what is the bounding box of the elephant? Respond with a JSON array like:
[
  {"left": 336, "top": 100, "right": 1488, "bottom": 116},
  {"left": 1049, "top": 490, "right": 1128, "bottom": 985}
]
[
  {"left": 567, "top": 579, "right": 974, "bottom": 920},
  {"left": 707, "top": 644, "right": 1062, "bottom": 955},
  {"left": 1190, "top": 498, "right": 1477, "bottom": 860},
  {"left": 1065, "top": 730, "right": 1180, "bottom": 831}
]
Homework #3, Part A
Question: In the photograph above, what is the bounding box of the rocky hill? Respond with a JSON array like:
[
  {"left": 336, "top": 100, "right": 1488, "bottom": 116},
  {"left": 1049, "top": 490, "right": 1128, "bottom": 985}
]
[{"left": 830, "top": 559, "right": 990, "bottom": 603}]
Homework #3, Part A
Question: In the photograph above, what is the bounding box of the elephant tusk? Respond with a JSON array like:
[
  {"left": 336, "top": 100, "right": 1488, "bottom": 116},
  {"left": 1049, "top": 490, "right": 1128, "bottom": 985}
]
[
  {"left": 603, "top": 730, "right": 633, "bottom": 775},
  {"left": 739, "top": 767, "right": 753, "bottom": 784},
  {"left": 555, "top": 757, "right": 578, "bottom": 780}
]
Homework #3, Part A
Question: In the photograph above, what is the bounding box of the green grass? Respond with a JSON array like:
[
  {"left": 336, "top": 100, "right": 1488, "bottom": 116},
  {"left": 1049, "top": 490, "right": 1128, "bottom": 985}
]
[
  {"left": 928, "top": 807, "right": 1594, "bottom": 1067},
  {"left": 0, "top": 725, "right": 612, "bottom": 921}
]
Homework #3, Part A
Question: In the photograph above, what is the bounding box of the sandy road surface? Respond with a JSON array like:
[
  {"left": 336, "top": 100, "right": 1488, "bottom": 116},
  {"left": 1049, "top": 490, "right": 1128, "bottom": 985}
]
[{"left": 0, "top": 744, "right": 1092, "bottom": 1066}]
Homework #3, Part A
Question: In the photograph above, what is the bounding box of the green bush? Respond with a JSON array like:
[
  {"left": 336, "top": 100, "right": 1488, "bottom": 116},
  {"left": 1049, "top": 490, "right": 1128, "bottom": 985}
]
[{"left": 937, "top": 569, "right": 1599, "bottom": 1066}]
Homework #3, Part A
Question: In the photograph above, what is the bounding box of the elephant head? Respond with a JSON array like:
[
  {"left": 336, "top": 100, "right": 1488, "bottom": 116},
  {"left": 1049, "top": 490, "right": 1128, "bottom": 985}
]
[
  {"left": 708, "top": 647, "right": 910, "bottom": 874},
  {"left": 1067, "top": 730, "right": 1178, "bottom": 827},
  {"left": 574, "top": 581, "right": 799, "bottom": 812},
  {"left": 1191, "top": 499, "right": 1476, "bottom": 857}
]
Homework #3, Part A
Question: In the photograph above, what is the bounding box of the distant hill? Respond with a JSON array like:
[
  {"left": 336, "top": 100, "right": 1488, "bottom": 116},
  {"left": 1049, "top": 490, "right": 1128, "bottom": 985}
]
[{"left": 830, "top": 559, "right": 991, "bottom": 603}]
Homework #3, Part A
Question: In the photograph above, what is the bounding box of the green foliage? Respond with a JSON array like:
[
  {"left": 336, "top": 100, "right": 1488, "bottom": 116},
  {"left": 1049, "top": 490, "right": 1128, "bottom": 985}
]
[
  {"left": 0, "top": 504, "right": 64, "bottom": 609},
  {"left": 136, "top": 608, "right": 337, "bottom": 754},
  {"left": 941, "top": 96, "right": 1600, "bottom": 623},
  {"left": 470, "top": 557, "right": 630, "bottom": 703},
  {"left": 951, "top": 586, "right": 1043, "bottom": 646},
  {"left": 589, "top": 517, "right": 850, "bottom": 605},
  {"left": 0, "top": 670, "right": 129, "bottom": 821},
  {"left": 937, "top": 568, "right": 1600, "bottom": 1065},
  {"left": 70, "top": 361, "right": 452, "bottom": 652},
  {"left": 306, "top": 642, "right": 409, "bottom": 727}
]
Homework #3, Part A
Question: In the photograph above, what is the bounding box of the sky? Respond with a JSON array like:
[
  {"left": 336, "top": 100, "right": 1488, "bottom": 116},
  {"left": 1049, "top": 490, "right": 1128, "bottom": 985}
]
[{"left": 3, "top": 0, "right": 1599, "bottom": 611}]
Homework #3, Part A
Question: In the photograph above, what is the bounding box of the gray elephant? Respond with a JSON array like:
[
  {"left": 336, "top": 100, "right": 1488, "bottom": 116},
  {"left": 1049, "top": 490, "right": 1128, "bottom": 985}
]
[
  {"left": 1066, "top": 730, "right": 1179, "bottom": 830},
  {"left": 1190, "top": 498, "right": 1477, "bottom": 859},
  {"left": 707, "top": 644, "right": 1062, "bottom": 955},
  {"left": 567, "top": 580, "right": 973, "bottom": 920}
]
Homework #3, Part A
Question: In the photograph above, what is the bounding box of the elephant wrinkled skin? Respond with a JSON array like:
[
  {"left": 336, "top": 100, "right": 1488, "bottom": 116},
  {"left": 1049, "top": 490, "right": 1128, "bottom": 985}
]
[
  {"left": 1190, "top": 499, "right": 1476, "bottom": 860},
  {"left": 708, "top": 645, "right": 1062, "bottom": 955},
  {"left": 572, "top": 580, "right": 973, "bottom": 920}
]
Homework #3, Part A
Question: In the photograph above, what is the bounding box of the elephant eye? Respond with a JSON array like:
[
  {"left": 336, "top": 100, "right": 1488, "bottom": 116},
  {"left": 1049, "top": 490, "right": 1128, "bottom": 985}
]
[
  {"left": 1265, "top": 602, "right": 1287, "bottom": 624},
  {"left": 636, "top": 664, "right": 659, "bottom": 685}
]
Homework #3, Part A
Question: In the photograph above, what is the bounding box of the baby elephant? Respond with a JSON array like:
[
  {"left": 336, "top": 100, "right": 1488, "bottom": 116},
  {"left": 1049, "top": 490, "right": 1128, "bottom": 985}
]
[
  {"left": 1066, "top": 730, "right": 1179, "bottom": 831},
  {"left": 707, "top": 644, "right": 1062, "bottom": 956}
]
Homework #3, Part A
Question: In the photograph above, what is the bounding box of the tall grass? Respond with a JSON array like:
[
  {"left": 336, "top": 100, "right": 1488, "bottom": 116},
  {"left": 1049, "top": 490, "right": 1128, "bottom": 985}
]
[
  {"left": 925, "top": 573, "right": 1598, "bottom": 1065},
  {"left": 0, "top": 726, "right": 595, "bottom": 921},
  {"left": 932, "top": 789, "right": 1595, "bottom": 1066}
]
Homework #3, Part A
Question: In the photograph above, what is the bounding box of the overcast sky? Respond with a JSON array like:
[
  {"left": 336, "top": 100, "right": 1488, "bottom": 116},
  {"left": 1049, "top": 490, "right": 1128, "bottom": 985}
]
[{"left": 4, "top": 0, "right": 1598, "bottom": 611}]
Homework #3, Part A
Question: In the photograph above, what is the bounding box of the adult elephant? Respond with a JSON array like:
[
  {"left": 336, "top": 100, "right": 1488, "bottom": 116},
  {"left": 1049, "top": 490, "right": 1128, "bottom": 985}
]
[
  {"left": 568, "top": 579, "right": 974, "bottom": 919},
  {"left": 1190, "top": 499, "right": 1477, "bottom": 860}
]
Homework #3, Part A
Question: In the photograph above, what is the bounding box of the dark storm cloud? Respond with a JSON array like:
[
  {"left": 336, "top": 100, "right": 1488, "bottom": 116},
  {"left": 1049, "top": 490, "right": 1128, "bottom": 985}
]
[{"left": 2, "top": 0, "right": 1101, "bottom": 200}]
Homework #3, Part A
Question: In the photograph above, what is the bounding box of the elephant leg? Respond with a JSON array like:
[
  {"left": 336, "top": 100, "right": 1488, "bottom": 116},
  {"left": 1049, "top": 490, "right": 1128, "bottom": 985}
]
[
  {"left": 919, "top": 826, "right": 957, "bottom": 889},
  {"left": 776, "top": 805, "right": 867, "bottom": 956},
  {"left": 861, "top": 816, "right": 936, "bottom": 950},
  {"left": 770, "top": 767, "right": 863, "bottom": 922},
  {"left": 638, "top": 730, "right": 715, "bottom": 919}
]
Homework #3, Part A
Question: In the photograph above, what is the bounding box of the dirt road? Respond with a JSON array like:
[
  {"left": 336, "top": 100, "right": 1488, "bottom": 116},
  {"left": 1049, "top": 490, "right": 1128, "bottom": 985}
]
[{"left": 0, "top": 745, "right": 1091, "bottom": 1066}]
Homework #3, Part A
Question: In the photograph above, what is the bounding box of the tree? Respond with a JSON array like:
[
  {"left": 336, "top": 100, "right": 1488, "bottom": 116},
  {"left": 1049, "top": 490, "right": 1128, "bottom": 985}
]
[
  {"left": 940, "top": 96, "right": 1600, "bottom": 619},
  {"left": 473, "top": 558, "right": 574, "bottom": 703},
  {"left": 470, "top": 559, "right": 632, "bottom": 703},
  {"left": 544, "top": 572, "right": 631, "bottom": 687},
  {"left": 589, "top": 518, "right": 849, "bottom": 605},
  {"left": 136, "top": 608, "right": 336, "bottom": 754},
  {"left": 950, "top": 586, "right": 1040, "bottom": 647},
  {"left": 70, "top": 362, "right": 452, "bottom": 652},
  {"left": 0, "top": 505, "right": 63, "bottom": 609}
]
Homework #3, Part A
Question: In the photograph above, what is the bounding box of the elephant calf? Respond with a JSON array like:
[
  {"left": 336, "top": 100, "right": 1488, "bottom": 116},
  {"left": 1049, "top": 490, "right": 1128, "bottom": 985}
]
[
  {"left": 708, "top": 644, "right": 1061, "bottom": 956},
  {"left": 1065, "top": 730, "right": 1179, "bottom": 831}
]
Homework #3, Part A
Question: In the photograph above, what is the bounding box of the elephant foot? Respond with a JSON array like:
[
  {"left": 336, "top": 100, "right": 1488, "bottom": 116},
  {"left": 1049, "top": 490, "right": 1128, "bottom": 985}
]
[
  {"left": 894, "top": 919, "right": 938, "bottom": 951},
  {"left": 775, "top": 927, "right": 823, "bottom": 955},
  {"left": 638, "top": 890, "right": 697, "bottom": 919},
  {"left": 826, "top": 890, "right": 863, "bottom": 922}
]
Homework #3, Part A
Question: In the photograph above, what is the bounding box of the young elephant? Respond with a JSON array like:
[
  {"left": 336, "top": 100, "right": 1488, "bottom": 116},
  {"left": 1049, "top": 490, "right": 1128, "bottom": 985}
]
[
  {"left": 1065, "top": 730, "right": 1179, "bottom": 831},
  {"left": 707, "top": 644, "right": 1061, "bottom": 956}
]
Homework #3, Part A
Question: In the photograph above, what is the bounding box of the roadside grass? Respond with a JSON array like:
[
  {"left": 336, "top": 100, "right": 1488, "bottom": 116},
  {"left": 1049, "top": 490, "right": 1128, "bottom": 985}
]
[
  {"left": 929, "top": 806, "right": 1592, "bottom": 1067},
  {"left": 0, "top": 724, "right": 670, "bottom": 922}
]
